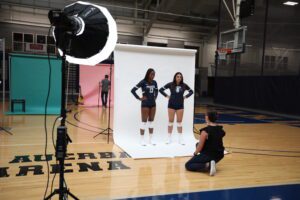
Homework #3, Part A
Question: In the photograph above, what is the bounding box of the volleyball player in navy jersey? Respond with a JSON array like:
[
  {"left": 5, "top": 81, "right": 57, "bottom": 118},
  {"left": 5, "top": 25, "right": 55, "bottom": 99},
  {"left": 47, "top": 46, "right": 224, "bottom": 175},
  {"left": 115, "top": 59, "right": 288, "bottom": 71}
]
[
  {"left": 131, "top": 68, "right": 158, "bottom": 146},
  {"left": 159, "top": 72, "right": 193, "bottom": 145}
]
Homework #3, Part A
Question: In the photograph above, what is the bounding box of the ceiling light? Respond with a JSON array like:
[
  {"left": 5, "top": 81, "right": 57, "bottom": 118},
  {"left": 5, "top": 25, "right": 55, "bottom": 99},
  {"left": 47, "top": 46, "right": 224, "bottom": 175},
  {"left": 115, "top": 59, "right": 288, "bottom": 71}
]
[{"left": 283, "top": 1, "right": 299, "bottom": 6}]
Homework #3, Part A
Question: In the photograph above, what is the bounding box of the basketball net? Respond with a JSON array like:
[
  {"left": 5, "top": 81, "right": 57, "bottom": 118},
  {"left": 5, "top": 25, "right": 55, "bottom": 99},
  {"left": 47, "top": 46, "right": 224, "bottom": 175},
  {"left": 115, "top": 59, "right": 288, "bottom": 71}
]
[{"left": 217, "top": 48, "right": 232, "bottom": 60}]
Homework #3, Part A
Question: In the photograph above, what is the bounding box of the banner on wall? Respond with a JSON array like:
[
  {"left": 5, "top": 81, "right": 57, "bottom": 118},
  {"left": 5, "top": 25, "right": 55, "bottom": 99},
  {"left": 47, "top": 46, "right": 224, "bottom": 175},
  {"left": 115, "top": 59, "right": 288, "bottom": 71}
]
[
  {"left": 79, "top": 64, "right": 114, "bottom": 107},
  {"left": 114, "top": 44, "right": 197, "bottom": 159},
  {"left": 25, "top": 43, "right": 47, "bottom": 53}
]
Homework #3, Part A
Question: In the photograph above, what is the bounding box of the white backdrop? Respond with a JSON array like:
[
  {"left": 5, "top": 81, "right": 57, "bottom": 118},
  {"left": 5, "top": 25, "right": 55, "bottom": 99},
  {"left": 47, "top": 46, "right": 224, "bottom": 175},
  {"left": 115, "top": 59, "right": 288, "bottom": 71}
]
[{"left": 114, "top": 44, "right": 197, "bottom": 159}]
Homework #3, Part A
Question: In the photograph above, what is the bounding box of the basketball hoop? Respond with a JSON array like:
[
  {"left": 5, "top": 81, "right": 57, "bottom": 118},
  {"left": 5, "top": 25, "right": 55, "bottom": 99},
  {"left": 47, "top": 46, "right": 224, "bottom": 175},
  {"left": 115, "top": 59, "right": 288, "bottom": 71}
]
[{"left": 216, "top": 48, "right": 232, "bottom": 60}]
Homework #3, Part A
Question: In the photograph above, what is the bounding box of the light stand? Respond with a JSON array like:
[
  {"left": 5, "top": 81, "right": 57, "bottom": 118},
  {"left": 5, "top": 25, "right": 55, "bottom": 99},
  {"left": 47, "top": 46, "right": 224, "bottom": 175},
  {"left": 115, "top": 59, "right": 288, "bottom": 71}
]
[
  {"left": 45, "top": 11, "right": 79, "bottom": 199},
  {"left": 93, "top": 55, "right": 113, "bottom": 143},
  {"left": 45, "top": 53, "right": 79, "bottom": 200},
  {"left": 45, "top": 2, "right": 117, "bottom": 199},
  {"left": 98, "top": 82, "right": 101, "bottom": 107}
]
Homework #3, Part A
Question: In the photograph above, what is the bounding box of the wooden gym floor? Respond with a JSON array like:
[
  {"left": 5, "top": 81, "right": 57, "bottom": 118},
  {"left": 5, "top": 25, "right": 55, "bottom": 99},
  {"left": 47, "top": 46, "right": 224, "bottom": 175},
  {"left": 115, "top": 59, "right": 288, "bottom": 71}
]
[{"left": 0, "top": 104, "right": 300, "bottom": 199}]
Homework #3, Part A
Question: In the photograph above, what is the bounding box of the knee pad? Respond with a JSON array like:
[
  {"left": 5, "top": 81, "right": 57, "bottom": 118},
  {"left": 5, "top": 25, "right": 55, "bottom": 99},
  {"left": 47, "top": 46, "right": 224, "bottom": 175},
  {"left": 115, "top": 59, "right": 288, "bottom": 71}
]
[
  {"left": 177, "top": 122, "right": 182, "bottom": 127},
  {"left": 140, "top": 122, "right": 147, "bottom": 130},
  {"left": 148, "top": 121, "right": 154, "bottom": 129},
  {"left": 168, "top": 122, "right": 173, "bottom": 126}
]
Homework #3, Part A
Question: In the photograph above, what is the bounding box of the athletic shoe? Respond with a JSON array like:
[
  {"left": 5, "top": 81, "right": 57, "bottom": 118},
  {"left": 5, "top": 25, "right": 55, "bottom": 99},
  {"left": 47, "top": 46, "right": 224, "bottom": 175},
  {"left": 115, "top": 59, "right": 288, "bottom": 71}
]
[
  {"left": 140, "top": 137, "right": 146, "bottom": 146},
  {"left": 166, "top": 139, "right": 172, "bottom": 144},
  {"left": 178, "top": 137, "right": 185, "bottom": 145},
  {"left": 210, "top": 160, "right": 216, "bottom": 176},
  {"left": 141, "top": 141, "right": 146, "bottom": 146},
  {"left": 149, "top": 139, "right": 156, "bottom": 146}
]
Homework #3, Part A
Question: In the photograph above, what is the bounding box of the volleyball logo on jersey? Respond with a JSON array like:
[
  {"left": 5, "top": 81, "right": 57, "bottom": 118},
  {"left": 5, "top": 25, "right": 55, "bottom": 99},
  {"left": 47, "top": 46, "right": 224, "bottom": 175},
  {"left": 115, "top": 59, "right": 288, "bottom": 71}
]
[
  {"left": 147, "top": 85, "right": 156, "bottom": 93},
  {"left": 176, "top": 86, "right": 182, "bottom": 93}
]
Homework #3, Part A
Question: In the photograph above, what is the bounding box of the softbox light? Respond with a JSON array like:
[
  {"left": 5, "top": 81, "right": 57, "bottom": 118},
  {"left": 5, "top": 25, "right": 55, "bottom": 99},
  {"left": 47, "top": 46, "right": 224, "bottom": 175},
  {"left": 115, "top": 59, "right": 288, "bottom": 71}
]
[{"left": 49, "top": 1, "right": 117, "bottom": 65}]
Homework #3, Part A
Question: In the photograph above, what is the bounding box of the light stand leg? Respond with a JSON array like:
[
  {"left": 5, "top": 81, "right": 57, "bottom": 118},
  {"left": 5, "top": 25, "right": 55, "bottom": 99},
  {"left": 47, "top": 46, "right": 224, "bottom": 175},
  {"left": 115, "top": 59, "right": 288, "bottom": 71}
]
[{"left": 0, "top": 126, "right": 13, "bottom": 135}]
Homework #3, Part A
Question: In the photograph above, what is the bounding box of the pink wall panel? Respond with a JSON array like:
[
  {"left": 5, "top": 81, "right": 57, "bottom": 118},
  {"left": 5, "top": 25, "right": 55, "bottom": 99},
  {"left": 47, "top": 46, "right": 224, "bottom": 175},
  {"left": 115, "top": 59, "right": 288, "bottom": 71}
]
[{"left": 79, "top": 64, "right": 114, "bottom": 107}]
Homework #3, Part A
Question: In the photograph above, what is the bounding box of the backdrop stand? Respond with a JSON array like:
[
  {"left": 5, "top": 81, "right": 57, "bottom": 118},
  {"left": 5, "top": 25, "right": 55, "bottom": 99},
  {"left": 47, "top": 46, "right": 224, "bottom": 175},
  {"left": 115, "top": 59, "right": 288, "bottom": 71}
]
[
  {"left": 94, "top": 54, "right": 113, "bottom": 144},
  {"left": 0, "top": 38, "right": 12, "bottom": 136}
]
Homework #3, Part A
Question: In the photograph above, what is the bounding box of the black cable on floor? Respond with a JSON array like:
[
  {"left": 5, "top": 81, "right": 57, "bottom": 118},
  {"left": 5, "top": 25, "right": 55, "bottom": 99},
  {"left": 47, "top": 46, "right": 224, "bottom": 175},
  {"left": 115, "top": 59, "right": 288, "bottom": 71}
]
[
  {"left": 66, "top": 120, "right": 105, "bottom": 134},
  {"left": 43, "top": 26, "right": 53, "bottom": 200}
]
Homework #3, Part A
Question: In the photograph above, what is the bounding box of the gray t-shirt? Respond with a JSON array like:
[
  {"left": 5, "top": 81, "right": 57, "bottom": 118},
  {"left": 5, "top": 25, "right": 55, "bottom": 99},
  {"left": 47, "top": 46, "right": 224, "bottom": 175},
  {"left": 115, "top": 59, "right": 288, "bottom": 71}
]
[{"left": 101, "top": 79, "right": 111, "bottom": 92}]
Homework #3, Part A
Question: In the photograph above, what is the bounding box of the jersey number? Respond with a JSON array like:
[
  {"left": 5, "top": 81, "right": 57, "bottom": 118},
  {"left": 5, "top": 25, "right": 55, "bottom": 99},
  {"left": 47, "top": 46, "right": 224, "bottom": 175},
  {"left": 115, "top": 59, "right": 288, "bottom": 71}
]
[{"left": 149, "top": 87, "right": 154, "bottom": 93}]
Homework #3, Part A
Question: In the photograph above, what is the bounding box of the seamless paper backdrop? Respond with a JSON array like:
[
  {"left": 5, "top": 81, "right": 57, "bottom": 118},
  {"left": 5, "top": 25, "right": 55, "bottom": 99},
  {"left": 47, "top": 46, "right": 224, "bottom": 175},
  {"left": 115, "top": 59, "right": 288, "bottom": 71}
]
[{"left": 114, "top": 44, "right": 197, "bottom": 159}]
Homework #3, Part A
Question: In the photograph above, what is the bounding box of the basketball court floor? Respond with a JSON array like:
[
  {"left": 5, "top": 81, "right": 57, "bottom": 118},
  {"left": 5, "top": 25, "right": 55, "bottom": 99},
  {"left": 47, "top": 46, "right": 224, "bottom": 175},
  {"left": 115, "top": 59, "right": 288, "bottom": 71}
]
[{"left": 1, "top": 104, "right": 300, "bottom": 199}]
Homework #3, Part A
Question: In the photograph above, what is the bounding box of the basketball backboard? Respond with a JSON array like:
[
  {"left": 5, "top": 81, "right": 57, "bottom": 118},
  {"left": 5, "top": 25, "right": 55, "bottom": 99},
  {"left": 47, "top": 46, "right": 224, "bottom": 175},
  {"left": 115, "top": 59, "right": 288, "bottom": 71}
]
[{"left": 218, "top": 26, "right": 247, "bottom": 54}]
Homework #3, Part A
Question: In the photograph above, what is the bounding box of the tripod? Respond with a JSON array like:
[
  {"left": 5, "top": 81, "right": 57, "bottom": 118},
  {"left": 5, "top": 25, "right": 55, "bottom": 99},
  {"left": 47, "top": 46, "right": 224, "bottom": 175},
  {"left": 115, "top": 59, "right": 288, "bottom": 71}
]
[
  {"left": 45, "top": 54, "right": 79, "bottom": 200},
  {"left": 94, "top": 56, "right": 113, "bottom": 143},
  {"left": 0, "top": 126, "right": 13, "bottom": 135}
]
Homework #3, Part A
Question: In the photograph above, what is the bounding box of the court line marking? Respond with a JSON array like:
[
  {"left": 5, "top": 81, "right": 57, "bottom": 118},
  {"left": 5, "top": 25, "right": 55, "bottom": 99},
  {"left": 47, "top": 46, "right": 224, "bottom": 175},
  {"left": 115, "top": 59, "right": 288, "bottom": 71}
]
[
  {"left": 227, "top": 146, "right": 300, "bottom": 153},
  {"left": 73, "top": 109, "right": 106, "bottom": 131},
  {"left": 115, "top": 182, "right": 300, "bottom": 200},
  {"left": 0, "top": 141, "right": 106, "bottom": 147},
  {"left": 233, "top": 151, "right": 300, "bottom": 158}
]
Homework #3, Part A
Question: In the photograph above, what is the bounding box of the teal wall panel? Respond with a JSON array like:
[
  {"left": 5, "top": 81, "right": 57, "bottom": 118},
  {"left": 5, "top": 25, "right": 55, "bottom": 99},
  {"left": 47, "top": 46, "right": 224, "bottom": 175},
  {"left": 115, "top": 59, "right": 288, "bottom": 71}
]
[{"left": 10, "top": 53, "right": 61, "bottom": 114}]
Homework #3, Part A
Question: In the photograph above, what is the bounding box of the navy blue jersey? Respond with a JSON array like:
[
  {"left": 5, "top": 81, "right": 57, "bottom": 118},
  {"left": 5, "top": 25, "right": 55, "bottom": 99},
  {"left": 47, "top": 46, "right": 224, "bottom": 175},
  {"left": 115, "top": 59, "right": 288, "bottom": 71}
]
[
  {"left": 131, "top": 80, "right": 158, "bottom": 107},
  {"left": 159, "top": 82, "right": 193, "bottom": 108}
]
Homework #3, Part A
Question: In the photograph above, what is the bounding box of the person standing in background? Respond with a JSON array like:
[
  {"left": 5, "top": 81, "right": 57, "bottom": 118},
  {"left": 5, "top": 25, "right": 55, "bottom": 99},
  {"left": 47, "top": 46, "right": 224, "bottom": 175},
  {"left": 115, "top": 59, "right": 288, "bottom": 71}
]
[{"left": 100, "top": 75, "right": 111, "bottom": 108}]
